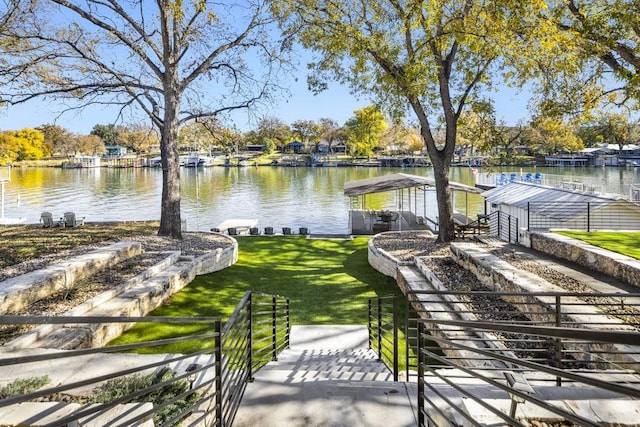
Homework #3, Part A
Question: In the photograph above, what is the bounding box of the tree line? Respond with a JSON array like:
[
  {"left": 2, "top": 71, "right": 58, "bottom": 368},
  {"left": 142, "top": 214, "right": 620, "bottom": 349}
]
[{"left": 3, "top": 107, "right": 637, "bottom": 166}]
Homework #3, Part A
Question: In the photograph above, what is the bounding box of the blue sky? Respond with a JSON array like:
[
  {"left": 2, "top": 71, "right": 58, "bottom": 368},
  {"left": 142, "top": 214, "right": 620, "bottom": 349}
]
[{"left": 0, "top": 70, "right": 532, "bottom": 134}]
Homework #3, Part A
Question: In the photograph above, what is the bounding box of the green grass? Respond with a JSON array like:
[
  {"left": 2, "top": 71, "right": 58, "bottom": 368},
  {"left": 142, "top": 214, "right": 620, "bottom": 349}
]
[
  {"left": 110, "top": 236, "right": 406, "bottom": 354},
  {"left": 556, "top": 231, "right": 640, "bottom": 259}
]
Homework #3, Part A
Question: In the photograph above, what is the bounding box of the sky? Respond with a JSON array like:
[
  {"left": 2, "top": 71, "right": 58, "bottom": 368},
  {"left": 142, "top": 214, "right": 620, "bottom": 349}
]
[{"left": 0, "top": 77, "right": 532, "bottom": 135}]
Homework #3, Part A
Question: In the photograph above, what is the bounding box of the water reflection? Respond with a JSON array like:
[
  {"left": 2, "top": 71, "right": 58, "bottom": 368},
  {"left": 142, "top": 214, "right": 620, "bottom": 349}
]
[{"left": 2, "top": 166, "right": 638, "bottom": 234}]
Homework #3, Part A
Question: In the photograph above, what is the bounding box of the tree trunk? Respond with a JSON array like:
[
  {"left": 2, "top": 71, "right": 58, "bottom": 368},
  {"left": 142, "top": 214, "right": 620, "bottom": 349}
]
[
  {"left": 414, "top": 102, "right": 456, "bottom": 243},
  {"left": 431, "top": 152, "right": 455, "bottom": 242},
  {"left": 158, "top": 86, "right": 183, "bottom": 239}
]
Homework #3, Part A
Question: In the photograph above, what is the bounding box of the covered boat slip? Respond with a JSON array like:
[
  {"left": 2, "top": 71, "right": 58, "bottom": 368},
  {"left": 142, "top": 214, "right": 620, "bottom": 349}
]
[{"left": 344, "top": 173, "right": 483, "bottom": 235}]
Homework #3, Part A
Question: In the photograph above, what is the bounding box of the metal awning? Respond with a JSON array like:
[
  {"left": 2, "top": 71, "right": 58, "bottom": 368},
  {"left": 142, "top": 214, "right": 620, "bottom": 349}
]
[{"left": 343, "top": 173, "right": 483, "bottom": 197}]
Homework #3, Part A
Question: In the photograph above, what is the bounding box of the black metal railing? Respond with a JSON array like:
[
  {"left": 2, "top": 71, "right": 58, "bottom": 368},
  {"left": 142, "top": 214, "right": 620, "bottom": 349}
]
[
  {"left": 527, "top": 200, "right": 640, "bottom": 231},
  {"left": 407, "top": 290, "right": 640, "bottom": 426},
  {"left": 368, "top": 295, "right": 399, "bottom": 381},
  {"left": 416, "top": 318, "right": 640, "bottom": 426},
  {"left": 489, "top": 210, "right": 519, "bottom": 243},
  {"left": 0, "top": 291, "right": 290, "bottom": 427},
  {"left": 219, "top": 291, "right": 290, "bottom": 425}
]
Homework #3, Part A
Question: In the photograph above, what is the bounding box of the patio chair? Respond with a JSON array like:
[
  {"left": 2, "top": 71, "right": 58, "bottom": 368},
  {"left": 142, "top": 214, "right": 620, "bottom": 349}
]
[
  {"left": 282, "top": 227, "right": 292, "bottom": 235},
  {"left": 227, "top": 227, "right": 239, "bottom": 236},
  {"left": 264, "top": 226, "right": 274, "bottom": 235},
  {"left": 299, "top": 227, "right": 309, "bottom": 235},
  {"left": 63, "top": 212, "right": 84, "bottom": 228},
  {"left": 249, "top": 227, "right": 260, "bottom": 235},
  {"left": 40, "top": 212, "right": 59, "bottom": 228}
]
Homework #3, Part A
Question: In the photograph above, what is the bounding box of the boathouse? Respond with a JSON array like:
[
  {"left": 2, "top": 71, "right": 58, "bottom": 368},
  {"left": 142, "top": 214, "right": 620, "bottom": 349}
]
[{"left": 483, "top": 182, "right": 640, "bottom": 236}]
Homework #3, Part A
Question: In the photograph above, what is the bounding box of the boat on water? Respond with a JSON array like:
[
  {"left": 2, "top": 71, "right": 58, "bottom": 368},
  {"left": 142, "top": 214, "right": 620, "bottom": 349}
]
[{"left": 183, "top": 154, "right": 215, "bottom": 167}]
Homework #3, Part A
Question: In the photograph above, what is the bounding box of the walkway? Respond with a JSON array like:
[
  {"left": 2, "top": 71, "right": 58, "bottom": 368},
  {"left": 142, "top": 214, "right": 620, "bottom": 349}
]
[{"left": 233, "top": 325, "right": 418, "bottom": 427}]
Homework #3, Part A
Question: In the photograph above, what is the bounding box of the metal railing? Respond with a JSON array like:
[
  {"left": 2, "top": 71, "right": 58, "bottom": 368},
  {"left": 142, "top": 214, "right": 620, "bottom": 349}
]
[
  {"left": 0, "top": 291, "right": 290, "bottom": 427},
  {"left": 407, "top": 290, "right": 640, "bottom": 426},
  {"left": 527, "top": 200, "right": 640, "bottom": 231},
  {"left": 488, "top": 210, "right": 519, "bottom": 243},
  {"left": 368, "top": 295, "right": 399, "bottom": 381}
]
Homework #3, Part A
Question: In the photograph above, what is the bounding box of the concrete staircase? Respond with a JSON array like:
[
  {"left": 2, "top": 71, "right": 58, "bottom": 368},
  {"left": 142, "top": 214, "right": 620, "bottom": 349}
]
[{"left": 233, "top": 325, "right": 417, "bottom": 427}]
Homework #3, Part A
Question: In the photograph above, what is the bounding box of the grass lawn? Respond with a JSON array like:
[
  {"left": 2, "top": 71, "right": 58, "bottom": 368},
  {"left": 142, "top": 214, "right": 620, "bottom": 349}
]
[
  {"left": 556, "top": 231, "right": 640, "bottom": 259},
  {"left": 110, "top": 236, "right": 406, "bottom": 353}
]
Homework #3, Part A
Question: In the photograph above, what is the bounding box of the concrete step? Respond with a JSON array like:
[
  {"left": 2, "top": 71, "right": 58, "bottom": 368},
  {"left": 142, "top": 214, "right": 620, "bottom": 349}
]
[
  {"left": 258, "top": 348, "right": 394, "bottom": 382},
  {"left": 234, "top": 325, "right": 417, "bottom": 427}
]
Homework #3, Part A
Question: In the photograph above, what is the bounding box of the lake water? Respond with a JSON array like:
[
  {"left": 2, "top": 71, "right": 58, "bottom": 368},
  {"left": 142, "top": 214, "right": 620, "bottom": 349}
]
[{"left": 2, "top": 165, "right": 639, "bottom": 234}]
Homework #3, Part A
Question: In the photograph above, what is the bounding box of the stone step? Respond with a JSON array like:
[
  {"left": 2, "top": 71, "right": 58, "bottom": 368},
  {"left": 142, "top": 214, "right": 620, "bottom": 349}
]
[
  {"left": 6, "top": 257, "right": 197, "bottom": 350},
  {"left": 0, "top": 241, "right": 142, "bottom": 314}
]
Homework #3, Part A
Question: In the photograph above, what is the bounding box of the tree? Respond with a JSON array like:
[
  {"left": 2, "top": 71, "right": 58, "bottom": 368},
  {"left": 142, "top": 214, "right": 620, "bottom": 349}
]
[
  {"left": 38, "top": 123, "right": 72, "bottom": 156},
  {"left": 121, "top": 124, "right": 160, "bottom": 154},
  {"left": 1, "top": 1, "right": 285, "bottom": 238},
  {"left": 255, "top": 117, "right": 292, "bottom": 150},
  {"left": 74, "top": 134, "right": 106, "bottom": 155},
  {"left": 273, "top": 0, "right": 556, "bottom": 241},
  {"left": 552, "top": 0, "right": 640, "bottom": 101},
  {"left": 380, "top": 126, "right": 423, "bottom": 154},
  {"left": 592, "top": 112, "right": 636, "bottom": 151},
  {"left": 291, "top": 119, "right": 321, "bottom": 150},
  {"left": 344, "top": 105, "right": 387, "bottom": 158},
  {"left": 0, "top": 128, "right": 49, "bottom": 162},
  {"left": 318, "top": 118, "right": 345, "bottom": 154},
  {"left": 91, "top": 124, "right": 123, "bottom": 148},
  {"left": 457, "top": 102, "right": 498, "bottom": 159},
  {"left": 527, "top": 116, "right": 584, "bottom": 154}
]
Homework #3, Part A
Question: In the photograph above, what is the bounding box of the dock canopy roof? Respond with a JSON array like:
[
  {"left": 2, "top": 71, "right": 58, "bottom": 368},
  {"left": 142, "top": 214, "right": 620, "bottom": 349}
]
[{"left": 343, "top": 173, "right": 483, "bottom": 197}]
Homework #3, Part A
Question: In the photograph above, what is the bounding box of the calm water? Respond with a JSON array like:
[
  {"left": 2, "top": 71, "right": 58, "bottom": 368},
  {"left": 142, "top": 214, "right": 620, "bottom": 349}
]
[{"left": 2, "top": 166, "right": 639, "bottom": 234}]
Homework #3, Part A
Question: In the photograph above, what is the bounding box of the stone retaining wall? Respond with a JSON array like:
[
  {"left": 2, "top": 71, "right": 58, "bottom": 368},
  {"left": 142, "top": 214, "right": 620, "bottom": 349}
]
[
  {"left": 450, "top": 241, "right": 640, "bottom": 369},
  {"left": 368, "top": 234, "right": 413, "bottom": 280},
  {"left": 0, "top": 241, "right": 142, "bottom": 314},
  {"left": 4, "top": 238, "right": 238, "bottom": 350},
  {"left": 530, "top": 232, "right": 640, "bottom": 290}
]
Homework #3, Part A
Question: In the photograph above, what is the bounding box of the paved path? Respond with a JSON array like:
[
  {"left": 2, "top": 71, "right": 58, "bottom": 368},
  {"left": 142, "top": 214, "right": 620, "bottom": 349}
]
[{"left": 233, "top": 325, "right": 418, "bottom": 427}]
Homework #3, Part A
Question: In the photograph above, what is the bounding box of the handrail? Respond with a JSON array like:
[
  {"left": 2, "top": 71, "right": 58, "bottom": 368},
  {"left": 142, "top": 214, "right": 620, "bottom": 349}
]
[
  {"left": 408, "top": 289, "right": 640, "bottom": 426},
  {"left": 0, "top": 291, "right": 290, "bottom": 427},
  {"left": 368, "top": 295, "right": 399, "bottom": 381}
]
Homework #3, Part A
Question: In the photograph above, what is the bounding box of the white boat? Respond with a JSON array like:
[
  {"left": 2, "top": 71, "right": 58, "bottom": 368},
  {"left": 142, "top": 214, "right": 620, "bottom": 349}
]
[{"left": 184, "top": 154, "right": 215, "bottom": 167}]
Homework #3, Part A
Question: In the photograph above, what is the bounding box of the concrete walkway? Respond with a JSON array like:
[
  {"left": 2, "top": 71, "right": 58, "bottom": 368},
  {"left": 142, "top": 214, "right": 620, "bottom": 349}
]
[{"left": 233, "top": 325, "right": 418, "bottom": 427}]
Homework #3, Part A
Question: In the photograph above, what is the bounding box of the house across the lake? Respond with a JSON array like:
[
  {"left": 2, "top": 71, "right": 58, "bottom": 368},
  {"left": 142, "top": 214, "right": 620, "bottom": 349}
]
[{"left": 105, "top": 145, "right": 128, "bottom": 157}]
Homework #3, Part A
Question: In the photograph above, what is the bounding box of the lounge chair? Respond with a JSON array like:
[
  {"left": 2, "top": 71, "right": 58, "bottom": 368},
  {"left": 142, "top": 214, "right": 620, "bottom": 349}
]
[
  {"left": 63, "top": 212, "right": 84, "bottom": 228},
  {"left": 227, "top": 227, "right": 239, "bottom": 236},
  {"left": 40, "top": 212, "right": 59, "bottom": 228},
  {"left": 264, "top": 226, "right": 274, "bottom": 235},
  {"left": 299, "top": 227, "right": 309, "bottom": 235},
  {"left": 282, "top": 227, "right": 292, "bottom": 235},
  {"left": 249, "top": 227, "right": 260, "bottom": 235}
]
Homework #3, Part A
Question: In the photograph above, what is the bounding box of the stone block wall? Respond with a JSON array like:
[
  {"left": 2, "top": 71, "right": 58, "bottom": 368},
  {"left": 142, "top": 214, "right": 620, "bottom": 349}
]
[{"left": 530, "top": 232, "right": 640, "bottom": 290}]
